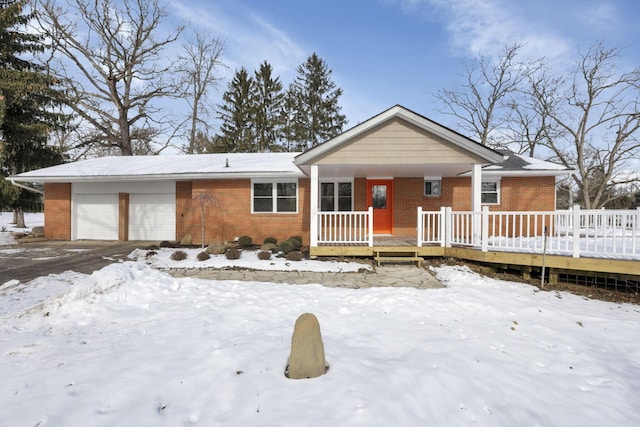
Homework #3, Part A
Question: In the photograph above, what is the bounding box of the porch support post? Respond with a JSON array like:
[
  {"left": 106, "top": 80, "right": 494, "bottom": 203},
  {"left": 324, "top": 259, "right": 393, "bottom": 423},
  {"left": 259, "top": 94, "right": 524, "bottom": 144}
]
[
  {"left": 417, "top": 207, "right": 423, "bottom": 247},
  {"left": 368, "top": 206, "right": 374, "bottom": 247},
  {"left": 471, "top": 163, "right": 482, "bottom": 246},
  {"left": 310, "top": 165, "right": 319, "bottom": 247}
]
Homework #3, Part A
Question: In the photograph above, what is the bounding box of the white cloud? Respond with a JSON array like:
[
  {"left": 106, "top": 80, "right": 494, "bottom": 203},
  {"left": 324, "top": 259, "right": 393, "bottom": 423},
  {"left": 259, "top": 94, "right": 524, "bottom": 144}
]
[
  {"left": 169, "top": 1, "right": 306, "bottom": 81},
  {"left": 386, "top": 0, "right": 572, "bottom": 63}
]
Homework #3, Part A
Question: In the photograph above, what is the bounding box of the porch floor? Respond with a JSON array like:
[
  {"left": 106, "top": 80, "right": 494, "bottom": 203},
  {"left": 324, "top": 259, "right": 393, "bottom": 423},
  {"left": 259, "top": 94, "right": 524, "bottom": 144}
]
[{"left": 318, "top": 235, "right": 419, "bottom": 247}]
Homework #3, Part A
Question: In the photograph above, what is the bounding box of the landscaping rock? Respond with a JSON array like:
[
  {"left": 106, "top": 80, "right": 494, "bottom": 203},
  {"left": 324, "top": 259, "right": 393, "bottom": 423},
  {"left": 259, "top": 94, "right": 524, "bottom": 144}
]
[
  {"left": 286, "top": 313, "right": 327, "bottom": 379},
  {"left": 31, "top": 226, "right": 45, "bottom": 238},
  {"left": 206, "top": 243, "right": 227, "bottom": 255},
  {"left": 180, "top": 233, "right": 192, "bottom": 245}
]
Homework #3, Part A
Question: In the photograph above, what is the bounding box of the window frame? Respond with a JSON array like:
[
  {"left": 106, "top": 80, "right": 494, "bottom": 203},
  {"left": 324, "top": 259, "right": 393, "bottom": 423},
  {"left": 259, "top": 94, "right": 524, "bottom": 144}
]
[
  {"left": 481, "top": 178, "right": 501, "bottom": 205},
  {"left": 251, "top": 178, "right": 299, "bottom": 213},
  {"left": 319, "top": 179, "right": 354, "bottom": 212},
  {"left": 423, "top": 176, "right": 442, "bottom": 197}
]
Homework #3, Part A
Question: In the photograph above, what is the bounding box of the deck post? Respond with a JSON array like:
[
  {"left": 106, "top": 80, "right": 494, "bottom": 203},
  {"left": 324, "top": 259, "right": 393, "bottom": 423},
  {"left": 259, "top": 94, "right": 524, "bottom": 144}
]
[
  {"left": 310, "top": 165, "right": 319, "bottom": 247},
  {"left": 471, "top": 164, "right": 482, "bottom": 246},
  {"left": 481, "top": 206, "right": 489, "bottom": 252},
  {"left": 572, "top": 204, "right": 580, "bottom": 258},
  {"left": 444, "top": 207, "right": 452, "bottom": 248},
  {"left": 440, "top": 206, "right": 447, "bottom": 247},
  {"left": 367, "top": 206, "right": 374, "bottom": 247},
  {"left": 417, "top": 207, "right": 423, "bottom": 247}
]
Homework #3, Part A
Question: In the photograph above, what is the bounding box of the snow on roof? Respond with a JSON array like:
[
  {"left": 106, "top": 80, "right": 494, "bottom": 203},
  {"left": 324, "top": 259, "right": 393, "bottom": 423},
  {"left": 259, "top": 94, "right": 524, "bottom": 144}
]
[
  {"left": 517, "top": 153, "right": 570, "bottom": 171},
  {"left": 11, "top": 153, "right": 305, "bottom": 182},
  {"left": 475, "top": 150, "right": 574, "bottom": 176}
]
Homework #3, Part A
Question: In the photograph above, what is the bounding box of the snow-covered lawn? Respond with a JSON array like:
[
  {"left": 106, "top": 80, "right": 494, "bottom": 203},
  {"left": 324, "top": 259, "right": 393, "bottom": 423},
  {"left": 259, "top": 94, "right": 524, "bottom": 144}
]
[
  {"left": 0, "top": 211, "right": 43, "bottom": 246},
  {"left": 129, "top": 247, "right": 371, "bottom": 272},
  {"left": 2, "top": 260, "right": 639, "bottom": 426},
  {"left": 2, "top": 211, "right": 639, "bottom": 425}
]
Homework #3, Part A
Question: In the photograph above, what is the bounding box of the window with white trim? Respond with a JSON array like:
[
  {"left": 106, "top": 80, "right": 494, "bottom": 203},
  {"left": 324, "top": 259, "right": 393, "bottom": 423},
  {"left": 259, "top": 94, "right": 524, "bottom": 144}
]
[
  {"left": 424, "top": 178, "right": 442, "bottom": 197},
  {"left": 320, "top": 180, "right": 353, "bottom": 211},
  {"left": 252, "top": 179, "right": 298, "bottom": 213},
  {"left": 481, "top": 179, "right": 500, "bottom": 204}
]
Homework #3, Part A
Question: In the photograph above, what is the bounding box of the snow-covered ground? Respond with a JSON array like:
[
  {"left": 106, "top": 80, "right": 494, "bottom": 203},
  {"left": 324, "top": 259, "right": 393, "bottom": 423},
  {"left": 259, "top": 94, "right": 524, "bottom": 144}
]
[
  {"left": 129, "top": 247, "right": 371, "bottom": 273},
  {"left": 1, "top": 260, "right": 639, "bottom": 425},
  {"left": 0, "top": 211, "right": 44, "bottom": 246},
  {"left": 2, "top": 211, "right": 640, "bottom": 425}
]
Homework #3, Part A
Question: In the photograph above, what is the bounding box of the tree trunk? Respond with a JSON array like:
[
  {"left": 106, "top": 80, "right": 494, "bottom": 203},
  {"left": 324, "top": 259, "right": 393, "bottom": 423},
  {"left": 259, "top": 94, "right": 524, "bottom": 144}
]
[{"left": 14, "top": 208, "right": 25, "bottom": 228}]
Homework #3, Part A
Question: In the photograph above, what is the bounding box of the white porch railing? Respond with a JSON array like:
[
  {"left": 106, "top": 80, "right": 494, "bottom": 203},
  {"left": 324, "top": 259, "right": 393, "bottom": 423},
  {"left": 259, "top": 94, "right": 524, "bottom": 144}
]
[
  {"left": 315, "top": 205, "right": 640, "bottom": 259},
  {"left": 417, "top": 205, "right": 640, "bottom": 259},
  {"left": 317, "top": 207, "right": 373, "bottom": 245}
]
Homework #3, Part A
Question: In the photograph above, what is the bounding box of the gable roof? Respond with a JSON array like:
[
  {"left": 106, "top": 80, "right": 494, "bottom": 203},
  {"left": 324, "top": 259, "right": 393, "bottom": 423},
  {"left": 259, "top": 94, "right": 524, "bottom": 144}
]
[
  {"left": 294, "top": 104, "right": 504, "bottom": 166},
  {"left": 10, "top": 152, "right": 304, "bottom": 183}
]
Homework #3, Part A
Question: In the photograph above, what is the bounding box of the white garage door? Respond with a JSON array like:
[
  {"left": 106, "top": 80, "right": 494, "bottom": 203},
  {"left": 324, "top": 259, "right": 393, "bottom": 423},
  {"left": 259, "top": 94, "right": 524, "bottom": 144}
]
[
  {"left": 128, "top": 193, "right": 176, "bottom": 241},
  {"left": 74, "top": 193, "right": 119, "bottom": 240}
]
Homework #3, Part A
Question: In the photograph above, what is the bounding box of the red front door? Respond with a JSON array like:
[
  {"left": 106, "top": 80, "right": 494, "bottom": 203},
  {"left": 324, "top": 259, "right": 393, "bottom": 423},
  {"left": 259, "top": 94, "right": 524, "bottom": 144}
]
[{"left": 367, "top": 179, "right": 393, "bottom": 234}]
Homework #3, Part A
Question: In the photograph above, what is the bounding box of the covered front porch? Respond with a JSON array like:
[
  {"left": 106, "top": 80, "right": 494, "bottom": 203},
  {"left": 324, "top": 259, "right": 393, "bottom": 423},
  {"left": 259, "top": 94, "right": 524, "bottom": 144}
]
[{"left": 310, "top": 206, "right": 640, "bottom": 283}]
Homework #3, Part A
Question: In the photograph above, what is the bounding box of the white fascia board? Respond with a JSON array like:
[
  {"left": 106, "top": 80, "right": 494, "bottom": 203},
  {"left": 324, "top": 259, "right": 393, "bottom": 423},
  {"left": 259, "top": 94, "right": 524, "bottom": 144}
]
[
  {"left": 9, "top": 171, "right": 307, "bottom": 183},
  {"left": 459, "top": 169, "right": 576, "bottom": 177}
]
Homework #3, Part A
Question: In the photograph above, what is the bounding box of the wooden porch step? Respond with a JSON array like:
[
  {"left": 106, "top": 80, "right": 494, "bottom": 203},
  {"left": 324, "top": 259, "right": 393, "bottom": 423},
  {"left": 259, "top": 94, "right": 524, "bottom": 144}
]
[{"left": 374, "top": 249, "right": 424, "bottom": 267}]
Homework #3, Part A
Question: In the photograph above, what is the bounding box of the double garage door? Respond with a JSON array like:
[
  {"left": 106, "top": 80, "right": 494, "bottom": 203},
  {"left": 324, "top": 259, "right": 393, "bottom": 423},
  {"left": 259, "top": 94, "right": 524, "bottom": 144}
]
[{"left": 73, "top": 182, "right": 176, "bottom": 241}]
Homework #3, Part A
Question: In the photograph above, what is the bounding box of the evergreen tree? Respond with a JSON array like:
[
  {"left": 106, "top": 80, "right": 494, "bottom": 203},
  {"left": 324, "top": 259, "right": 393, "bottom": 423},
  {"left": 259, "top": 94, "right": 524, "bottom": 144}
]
[
  {"left": 253, "top": 61, "right": 285, "bottom": 152},
  {"left": 216, "top": 67, "right": 256, "bottom": 152},
  {"left": 0, "top": 0, "right": 67, "bottom": 225},
  {"left": 286, "top": 53, "right": 346, "bottom": 150}
]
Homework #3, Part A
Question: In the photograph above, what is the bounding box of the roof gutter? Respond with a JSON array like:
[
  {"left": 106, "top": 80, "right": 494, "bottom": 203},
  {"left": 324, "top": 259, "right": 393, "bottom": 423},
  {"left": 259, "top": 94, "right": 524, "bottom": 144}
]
[
  {"left": 8, "top": 170, "right": 307, "bottom": 184},
  {"left": 8, "top": 178, "right": 44, "bottom": 195}
]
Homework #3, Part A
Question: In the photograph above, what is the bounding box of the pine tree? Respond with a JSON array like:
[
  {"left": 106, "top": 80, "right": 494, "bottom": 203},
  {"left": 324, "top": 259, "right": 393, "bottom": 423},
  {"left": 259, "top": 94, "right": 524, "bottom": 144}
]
[
  {"left": 286, "top": 53, "right": 346, "bottom": 150},
  {"left": 253, "top": 61, "right": 285, "bottom": 152},
  {"left": 216, "top": 67, "right": 256, "bottom": 152},
  {"left": 0, "top": 0, "right": 67, "bottom": 225}
]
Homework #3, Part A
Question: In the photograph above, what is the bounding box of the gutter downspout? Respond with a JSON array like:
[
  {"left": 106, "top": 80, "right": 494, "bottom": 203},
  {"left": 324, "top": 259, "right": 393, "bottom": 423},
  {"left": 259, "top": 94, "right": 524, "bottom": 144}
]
[{"left": 8, "top": 179, "right": 44, "bottom": 195}]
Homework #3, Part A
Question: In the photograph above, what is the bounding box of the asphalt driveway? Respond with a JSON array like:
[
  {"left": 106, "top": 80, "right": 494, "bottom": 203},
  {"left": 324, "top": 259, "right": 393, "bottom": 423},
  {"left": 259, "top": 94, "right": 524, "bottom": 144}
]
[{"left": 0, "top": 240, "right": 146, "bottom": 283}]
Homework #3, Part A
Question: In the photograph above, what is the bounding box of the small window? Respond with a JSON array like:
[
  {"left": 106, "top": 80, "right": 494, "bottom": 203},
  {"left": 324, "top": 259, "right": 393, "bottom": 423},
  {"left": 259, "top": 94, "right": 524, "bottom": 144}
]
[
  {"left": 481, "top": 180, "right": 500, "bottom": 204},
  {"left": 424, "top": 179, "right": 441, "bottom": 197},
  {"left": 320, "top": 181, "right": 353, "bottom": 211},
  {"left": 252, "top": 180, "right": 298, "bottom": 213}
]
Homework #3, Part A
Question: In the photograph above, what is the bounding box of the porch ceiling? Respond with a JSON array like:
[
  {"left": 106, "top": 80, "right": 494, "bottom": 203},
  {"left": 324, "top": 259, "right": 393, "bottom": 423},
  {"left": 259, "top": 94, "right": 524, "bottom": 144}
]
[{"left": 308, "top": 163, "right": 475, "bottom": 178}]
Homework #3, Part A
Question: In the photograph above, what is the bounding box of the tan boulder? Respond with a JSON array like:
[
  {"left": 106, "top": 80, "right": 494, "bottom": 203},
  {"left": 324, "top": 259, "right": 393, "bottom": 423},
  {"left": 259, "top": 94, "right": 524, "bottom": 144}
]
[
  {"left": 286, "top": 313, "right": 327, "bottom": 379},
  {"left": 179, "top": 233, "right": 192, "bottom": 245},
  {"left": 206, "top": 243, "right": 227, "bottom": 255},
  {"left": 31, "top": 226, "right": 45, "bottom": 238}
]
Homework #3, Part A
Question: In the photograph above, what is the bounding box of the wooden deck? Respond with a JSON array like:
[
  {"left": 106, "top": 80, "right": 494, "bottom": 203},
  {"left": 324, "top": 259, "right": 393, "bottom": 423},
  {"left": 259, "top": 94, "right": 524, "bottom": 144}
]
[{"left": 312, "top": 237, "right": 640, "bottom": 282}]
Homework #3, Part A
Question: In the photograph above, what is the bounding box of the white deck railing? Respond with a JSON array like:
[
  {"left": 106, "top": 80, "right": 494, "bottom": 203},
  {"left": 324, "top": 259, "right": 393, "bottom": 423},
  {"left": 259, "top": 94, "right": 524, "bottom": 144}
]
[
  {"left": 417, "top": 205, "right": 640, "bottom": 259},
  {"left": 317, "top": 207, "right": 373, "bottom": 245},
  {"left": 316, "top": 205, "right": 640, "bottom": 259}
]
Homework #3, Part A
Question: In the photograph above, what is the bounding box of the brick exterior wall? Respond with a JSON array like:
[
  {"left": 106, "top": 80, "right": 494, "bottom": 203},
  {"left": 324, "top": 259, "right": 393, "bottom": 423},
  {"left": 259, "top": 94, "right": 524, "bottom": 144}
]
[
  {"left": 41, "top": 175, "right": 555, "bottom": 242},
  {"left": 176, "top": 181, "right": 193, "bottom": 241},
  {"left": 118, "top": 193, "right": 129, "bottom": 241},
  {"left": 43, "top": 183, "right": 71, "bottom": 240},
  {"left": 178, "top": 178, "right": 310, "bottom": 246},
  {"left": 390, "top": 176, "right": 556, "bottom": 235}
]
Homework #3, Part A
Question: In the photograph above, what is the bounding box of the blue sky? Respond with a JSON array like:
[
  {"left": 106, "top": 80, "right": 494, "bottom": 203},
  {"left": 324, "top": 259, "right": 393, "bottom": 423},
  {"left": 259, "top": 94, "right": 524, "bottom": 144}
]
[{"left": 167, "top": 0, "right": 640, "bottom": 129}]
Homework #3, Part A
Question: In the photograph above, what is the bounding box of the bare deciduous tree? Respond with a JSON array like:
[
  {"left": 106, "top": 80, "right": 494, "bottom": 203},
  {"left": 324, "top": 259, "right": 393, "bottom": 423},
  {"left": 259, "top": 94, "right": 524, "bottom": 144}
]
[
  {"left": 531, "top": 43, "right": 640, "bottom": 209},
  {"left": 176, "top": 31, "right": 225, "bottom": 154},
  {"left": 436, "top": 43, "right": 535, "bottom": 147},
  {"left": 37, "top": 0, "right": 183, "bottom": 156}
]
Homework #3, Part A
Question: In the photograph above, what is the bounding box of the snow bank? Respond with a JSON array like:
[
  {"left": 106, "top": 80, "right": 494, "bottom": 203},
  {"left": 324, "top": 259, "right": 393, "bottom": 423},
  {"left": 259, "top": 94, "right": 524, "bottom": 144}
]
[{"left": 1, "top": 262, "right": 639, "bottom": 426}]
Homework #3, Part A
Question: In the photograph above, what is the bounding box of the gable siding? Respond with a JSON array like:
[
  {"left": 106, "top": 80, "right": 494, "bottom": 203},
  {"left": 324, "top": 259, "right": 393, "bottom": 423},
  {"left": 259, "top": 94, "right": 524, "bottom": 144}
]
[{"left": 315, "top": 119, "right": 484, "bottom": 165}]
